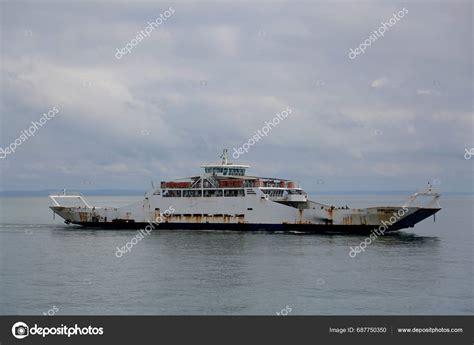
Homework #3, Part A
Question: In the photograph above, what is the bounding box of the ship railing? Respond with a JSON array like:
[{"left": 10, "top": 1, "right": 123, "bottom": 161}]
[
  {"left": 191, "top": 178, "right": 201, "bottom": 188},
  {"left": 402, "top": 187, "right": 441, "bottom": 209},
  {"left": 262, "top": 195, "right": 308, "bottom": 202},
  {"left": 204, "top": 175, "right": 219, "bottom": 188},
  {"left": 49, "top": 191, "right": 92, "bottom": 209},
  {"left": 260, "top": 188, "right": 308, "bottom": 202}
]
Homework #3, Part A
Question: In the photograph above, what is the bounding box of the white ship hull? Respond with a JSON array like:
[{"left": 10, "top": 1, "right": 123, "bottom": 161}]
[{"left": 49, "top": 150, "right": 441, "bottom": 234}]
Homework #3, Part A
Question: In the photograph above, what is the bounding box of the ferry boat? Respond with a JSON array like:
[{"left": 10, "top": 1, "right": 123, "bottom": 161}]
[{"left": 49, "top": 150, "right": 441, "bottom": 233}]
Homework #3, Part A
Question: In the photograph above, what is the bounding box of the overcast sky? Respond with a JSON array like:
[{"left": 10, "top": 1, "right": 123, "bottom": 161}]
[{"left": 0, "top": 0, "right": 472, "bottom": 193}]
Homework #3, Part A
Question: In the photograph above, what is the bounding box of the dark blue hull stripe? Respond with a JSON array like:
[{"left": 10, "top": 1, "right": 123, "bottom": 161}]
[
  {"left": 74, "top": 222, "right": 400, "bottom": 234},
  {"left": 71, "top": 208, "right": 441, "bottom": 234}
]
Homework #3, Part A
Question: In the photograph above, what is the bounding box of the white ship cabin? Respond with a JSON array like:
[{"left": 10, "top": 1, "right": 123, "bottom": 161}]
[
  {"left": 156, "top": 149, "right": 307, "bottom": 202},
  {"left": 202, "top": 163, "right": 249, "bottom": 177}
]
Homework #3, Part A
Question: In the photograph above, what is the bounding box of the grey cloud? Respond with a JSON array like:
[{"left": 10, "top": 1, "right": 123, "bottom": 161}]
[{"left": 0, "top": 0, "right": 472, "bottom": 193}]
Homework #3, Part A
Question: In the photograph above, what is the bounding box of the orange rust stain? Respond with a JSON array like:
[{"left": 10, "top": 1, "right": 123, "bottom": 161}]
[
  {"left": 296, "top": 209, "right": 304, "bottom": 224},
  {"left": 79, "top": 212, "right": 88, "bottom": 222}
]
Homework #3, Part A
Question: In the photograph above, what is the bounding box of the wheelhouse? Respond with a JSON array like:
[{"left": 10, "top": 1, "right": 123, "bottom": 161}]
[{"left": 156, "top": 149, "right": 305, "bottom": 201}]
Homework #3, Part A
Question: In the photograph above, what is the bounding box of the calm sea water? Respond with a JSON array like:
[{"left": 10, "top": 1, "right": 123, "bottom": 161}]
[{"left": 0, "top": 194, "right": 472, "bottom": 315}]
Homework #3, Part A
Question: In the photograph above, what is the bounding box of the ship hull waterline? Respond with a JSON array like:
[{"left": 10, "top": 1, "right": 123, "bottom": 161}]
[{"left": 59, "top": 208, "right": 440, "bottom": 234}]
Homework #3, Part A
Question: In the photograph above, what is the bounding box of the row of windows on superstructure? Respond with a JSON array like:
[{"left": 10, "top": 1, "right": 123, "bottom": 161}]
[
  {"left": 162, "top": 189, "right": 245, "bottom": 197},
  {"left": 204, "top": 167, "right": 245, "bottom": 176}
]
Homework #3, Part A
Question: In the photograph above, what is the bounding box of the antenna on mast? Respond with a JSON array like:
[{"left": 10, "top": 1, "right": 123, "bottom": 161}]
[{"left": 220, "top": 149, "right": 229, "bottom": 165}]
